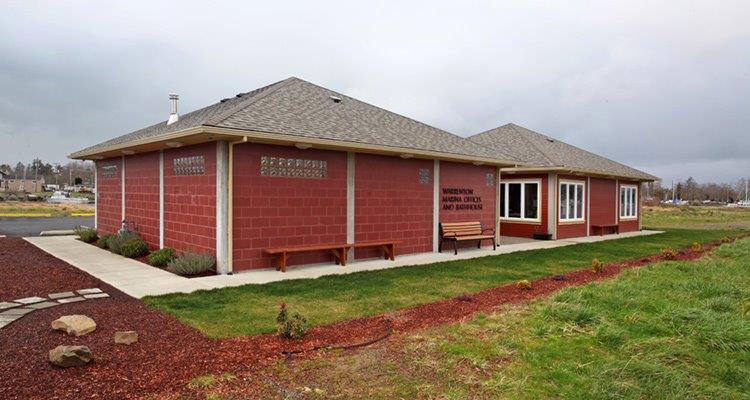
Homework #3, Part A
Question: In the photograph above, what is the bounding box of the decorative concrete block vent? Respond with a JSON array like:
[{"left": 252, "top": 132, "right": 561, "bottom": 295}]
[{"left": 0, "top": 288, "right": 109, "bottom": 329}]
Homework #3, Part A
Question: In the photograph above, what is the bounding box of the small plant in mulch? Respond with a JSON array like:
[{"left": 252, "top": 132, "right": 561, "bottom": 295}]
[
  {"left": 120, "top": 237, "right": 149, "bottom": 258},
  {"left": 517, "top": 279, "right": 532, "bottom": 291},
  {"left": 691, "top": 242, "right": 702, "bottom": 252},
  {"left": 107, "top": 232, "right": 138, "bottom": 255},
  {"left": 591, "top": 258, "right": 605, "bottom": 274},
  {"left": 721, "top": 237, "right": 733, "bottom": 244},
  {"left": 456, "top": 293, "right": 474, "bottom": 302},
  {"left": 74, "top": 226, "right": 98, "bottom": 243},
  {"left": 552, "top": 275, "right": 568, "bottom": 281},
  {"left": 96, "top": 234, "right": 113, "bottom": 249},
  {"left": 168, "top": 253, "right": 215, "bottom": 276},
  {"left": 148, "top": 248, "right": 176, "bottom": 267},
  {"left": 661, "top": 248, "right": 678, "bottom": 261},
  {"left": 276, "top": 303, "right": 310, "bottom": 339}
]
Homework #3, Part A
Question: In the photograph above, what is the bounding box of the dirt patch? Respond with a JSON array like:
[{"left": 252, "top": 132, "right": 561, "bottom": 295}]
[{"left": 0, "top": 237, "right": 736, "bottom": 399}]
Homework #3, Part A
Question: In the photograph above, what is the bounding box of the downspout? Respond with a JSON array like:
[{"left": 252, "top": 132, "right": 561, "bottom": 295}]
[{"left": 227, "top": 136, "right": 248, "bottom": 274}]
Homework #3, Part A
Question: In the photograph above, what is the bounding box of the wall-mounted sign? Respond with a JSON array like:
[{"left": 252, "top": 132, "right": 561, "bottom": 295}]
[{"left": 442, "top": 188, "right": 483, "bottom": 211}]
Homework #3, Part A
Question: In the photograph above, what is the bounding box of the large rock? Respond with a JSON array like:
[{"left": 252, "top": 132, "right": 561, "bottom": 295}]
[
  {"left": 114, "top": 330, "right": 138, "bottom": 345},
  {"left": 49, "top": 345, "right": 92, "bottom": 368},
  {"left": 51, "top": 315, "right": 97, "bottom": 336}
]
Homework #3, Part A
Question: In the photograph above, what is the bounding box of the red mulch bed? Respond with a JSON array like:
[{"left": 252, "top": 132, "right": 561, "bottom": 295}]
[{"left": 0, "top": 237, "right": 731, "bottom": 399}]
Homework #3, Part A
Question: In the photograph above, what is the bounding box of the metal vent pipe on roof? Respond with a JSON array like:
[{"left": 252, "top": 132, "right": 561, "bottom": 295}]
[{"left": 167, "top": 93, "right": 179, "bottom": 125}]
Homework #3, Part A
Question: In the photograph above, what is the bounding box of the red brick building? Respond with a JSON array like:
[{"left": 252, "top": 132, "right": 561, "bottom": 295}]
[{"left": 71, "top": 77, "right": 656, "bottom": 274}]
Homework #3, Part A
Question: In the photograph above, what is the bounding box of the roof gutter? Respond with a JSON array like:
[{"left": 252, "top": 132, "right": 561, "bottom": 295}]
[
  {"left": 70, "top": 125, "right": 523, "bottom": 167},
  {"left": 500, "top": 166, "right": 657, "bottom": 182}
]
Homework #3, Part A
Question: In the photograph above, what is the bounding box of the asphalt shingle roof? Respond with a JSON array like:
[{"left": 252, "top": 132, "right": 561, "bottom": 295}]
[
  {"left": 469, "top": 123, "right": 657, "bottom": 181},
  {"left": 73, "top": 77, "right": 518, "bottom": 162}
]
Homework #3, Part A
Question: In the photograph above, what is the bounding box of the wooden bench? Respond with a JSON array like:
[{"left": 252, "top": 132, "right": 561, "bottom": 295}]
[
  {"left": 439, "top": 221, "right": 496, "bottom": 255},
  {"left": 264, "top": 240, "right": 400, "bottom": 272},
  {"left": 591, "top": 224, "right": 619, "bottom": 236}
]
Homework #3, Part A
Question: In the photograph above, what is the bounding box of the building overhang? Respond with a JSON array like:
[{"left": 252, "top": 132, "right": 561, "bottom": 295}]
[
  {"left": 500, "top": 166, "right": 657, "bottom": 183},
  {"left": 69, "top": 125, "right": 521, "bottom": 167}
]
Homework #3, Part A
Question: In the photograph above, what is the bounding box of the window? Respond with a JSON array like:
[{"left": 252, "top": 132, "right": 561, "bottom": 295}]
[
  {"left": 499, "top": 180, "right": 540, "bottom": 221},
  {"left": 620, "top": 185, "right": 638, "bottom": 219},
  {"left": 559, "top": 181, "right": 585, "bottom": 222}
]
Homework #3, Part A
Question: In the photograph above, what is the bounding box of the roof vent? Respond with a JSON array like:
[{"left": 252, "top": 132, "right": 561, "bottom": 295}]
[
  {"left": 167, "top": 93, "right": 179, "bottom": 125},
  {"left": 329, "top": 95, "right": 342, "bottom": 103}
]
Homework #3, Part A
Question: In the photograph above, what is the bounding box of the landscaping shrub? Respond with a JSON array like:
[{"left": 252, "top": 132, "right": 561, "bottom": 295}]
[
  {"left": 96, "top": 234, "right": 113, "bottom": 249},
  {"left": 721, "top": 237, "right": 733, "bottom": 244},
  {"left": 661, "top": 248, "right": 678, "bottom": 260},
  {"left": 148, "top": 247, "right": 176, "bottom": 267},
  {"left": 167, "top": 252, "right": 215, "bottom": 276},
  {"left": 276, "top": 303, "right": 310, "bottom": 339},
  {"left": 74, "top": 226, "right": 98, "bottom": 243},
  {"left": 591, "top": 258, "right": 604, "bottom": 273},
  {"left": 106, "top": 232, "right": 137, "bottom": 255},
  {"left": 691, "top": 242, "right": 702, "bottom": 252},
  {"left": 120, "top": 236, "right": 149, "bottom": 258},
  {"left": 517, "top": 279, "right": 532, "bottom": 290}
]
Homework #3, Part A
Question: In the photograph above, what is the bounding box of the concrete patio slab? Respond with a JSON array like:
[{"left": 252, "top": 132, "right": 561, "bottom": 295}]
[{"left": 25, "top": 231, "right": 663, "bottom": 298}]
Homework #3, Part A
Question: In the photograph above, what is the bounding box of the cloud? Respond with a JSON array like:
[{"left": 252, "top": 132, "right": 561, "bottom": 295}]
[{"left": 0, "top": 0, "right": 748, "bottom": 184}]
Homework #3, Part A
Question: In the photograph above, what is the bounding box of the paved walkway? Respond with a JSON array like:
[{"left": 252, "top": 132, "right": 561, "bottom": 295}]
[{"left": 25, "top": 230, "right": 663, "bottom": 298}]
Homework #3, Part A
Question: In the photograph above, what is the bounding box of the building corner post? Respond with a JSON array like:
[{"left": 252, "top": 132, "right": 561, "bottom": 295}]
[
  {"left": 495, "top": 167, "right": 501, "bottom": 243},
  {"left": 346, "top": 152, "right": 355, "bottom": 260},
  {"left": 159, "top": 150, "right": 164, "bottom": 249},
  {"left": 216, "top": 141, "right": 230, "bottom": 275},
  {"left": 432, "top": 160, "right": 440, "bottom": 252},
  {"left": 93, "top": 161, "right": 98, "bottom": 230},
  {"left": 121, "top": 156, "right": 125, "bottom": 222},
  {"left": 548, "top": 173, "right": 557, "bottom": 240}
]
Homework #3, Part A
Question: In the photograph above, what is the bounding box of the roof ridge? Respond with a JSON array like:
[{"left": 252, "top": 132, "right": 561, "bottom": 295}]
[
  {"left": 506, "top": 123, "right": 556, "bottom": 166},
  {"left": 205, "top": 77, "right": 298, "bottom": 126}
]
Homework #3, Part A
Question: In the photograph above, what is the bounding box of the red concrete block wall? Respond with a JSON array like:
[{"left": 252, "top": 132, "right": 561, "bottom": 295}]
[
  {"left": 556, "top": 174, "right": 587, "bottom": 239},
  {"left": 95, "top": 158, "right": 122, "bottom": 235},
  {"left": 618, "top": 180, "right": 641, "bottom": 233},
  {"left": 589, "top": 178, "right": 617, "bottom": 234},
  {"left": 124, "top": 152, "right": 160, "bottom": 249},
  {"left": 439, "top": 162, "right": 497, "bottom": 248},
  {"left": 164, "top": 142, "right": 216, "bottom": 255},
  {"left": 498, "top": 173, "right": 548, "bottom": 238},
  {"left": 355, "top": 154, "right": 433, "bottom": 258},
  {"left": 232, "top": 143, "right": 347, "bottom": 271}
]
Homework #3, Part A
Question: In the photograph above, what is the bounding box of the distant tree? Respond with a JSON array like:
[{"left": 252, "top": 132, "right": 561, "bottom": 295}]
[
  {"left": 74, "top": 177, "right": 83, "bottom": 185},
  {"left": 13, "top": 162, "right": 24, "bottom": 179}
]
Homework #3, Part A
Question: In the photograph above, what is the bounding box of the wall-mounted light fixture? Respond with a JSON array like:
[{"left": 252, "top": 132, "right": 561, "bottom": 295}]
[
  {"left": 295, "top": 143, "right": 312, "bottom": 150},
  {"left": 122, "top": 150, "right": 135, "bottom": 155},
  {"left": 165, "top": 141, "right": 183, "bottom": 148},
  {"left": 399, "top": 153, "right": 414, "bottom": 159}
]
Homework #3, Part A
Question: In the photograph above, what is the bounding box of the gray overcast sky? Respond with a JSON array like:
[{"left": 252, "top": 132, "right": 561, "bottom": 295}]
[{"left": 1, "top": 1, "right": 748, "bottom": 184}]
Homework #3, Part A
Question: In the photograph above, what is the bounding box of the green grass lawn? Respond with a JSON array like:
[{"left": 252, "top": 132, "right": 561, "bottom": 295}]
[
  {"left": 144, "top": 228, "right": 739, "bottom": 338},
  {"left": 643, "top": 205, "right": 750, "bottom": 230},
  {"left": 234, "top": 238, "right": 750, "bottom": 399}
]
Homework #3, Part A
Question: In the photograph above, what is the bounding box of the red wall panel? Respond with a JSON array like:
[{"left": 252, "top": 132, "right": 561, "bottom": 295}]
[
  {"left": 498, "top": 173, "right": 548, "bottom": 238},
  {"left": 355, "top": 154, "right": 433, "bottom": 258},
  {"left": 618, "top": 180, "right": 641, "bottom": 233},
  {"left": 95, "top": 158, "right": 122, "bottom": 235},
  {"left": 124, "top": 152, "right": 160, "bottom": 249},
  {"left": 439, "top": 162, "right": 497, "bottom": 248},
  {"left": 164, "top": 142, "right": 216, "bottom": 255},
  {"left": 589, "top": 178, "right": 617, "bottom": 235},
  {"left": 556, "top": 174, "right": 587, "bottom": 239},
  {"left": 232, "top": 143, "right": 347, "bottom": 271}
]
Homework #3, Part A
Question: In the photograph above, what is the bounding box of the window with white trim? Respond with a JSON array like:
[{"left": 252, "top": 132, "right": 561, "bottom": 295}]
[
  {"left": 559, "top": 181, "right": 585, "bottom": 221},
  {"left": 499, "top": 180, "right": 540, "bottom": 221},
  {"left": 620, "top": 185, "right": 638, "bottom": 219}
]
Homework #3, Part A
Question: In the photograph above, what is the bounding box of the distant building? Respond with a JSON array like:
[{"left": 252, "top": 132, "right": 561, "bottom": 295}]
[{"left": 0, "top": 173, "right": 46, "bottom": 193}]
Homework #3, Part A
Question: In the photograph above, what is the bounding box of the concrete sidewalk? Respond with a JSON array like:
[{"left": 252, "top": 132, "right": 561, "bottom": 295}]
[{"left": 25, "top": 230, "right": 662, "bottom": 298}]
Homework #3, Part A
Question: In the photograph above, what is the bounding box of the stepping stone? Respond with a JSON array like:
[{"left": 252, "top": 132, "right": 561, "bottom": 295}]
[
  {"left": 0, "top": 320, "right": 12, "bottom": 328},
  {"left": 0, "top": 302, "right": 19, "bottom": 310},
  {"left": 76, "top": 288, "right": 102, "bottom": 295},
  {"left": 14, "top": 296, "right": 46, "bottom": 305},
  {"left": 0, "top": 314, "right": 20, "bottom": 323},
  {"left": 1, "top": 307, "right": 34, "bottom": 316},
  {"left": 29, "top": 301, "right": 59, "bottom": 310},
  {"left": 83, "top": 293, "right": 109, "bottom": 299},
  {"left": 57, "top": 297, "right": 86, "bottom": 304},
  {"left": 49, "top": 292, "right": 75, "bottom": 300}
]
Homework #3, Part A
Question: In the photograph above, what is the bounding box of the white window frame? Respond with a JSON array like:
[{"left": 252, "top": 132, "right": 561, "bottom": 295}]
[
  {"left": 558, "top": 180, "right": 586, "bottom": 223},
  {"left": 499, "top": 179, "right": 542, "bottom": 223},
  {"left": 620, "top": 184, "right": 638, "bottom": 220}
]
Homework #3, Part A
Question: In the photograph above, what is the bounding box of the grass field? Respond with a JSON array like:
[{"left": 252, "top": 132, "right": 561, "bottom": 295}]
[
  {"left": 643, "top": 205, "right": 750, "bottom": 230},
  {"left": 237, "top": 238, "right": 750, "bottom": 399},
  {"left": 145, "top": 228, "right": 739, "bottom": 337},
  {"left": 0, "top": 201, "right": 93, "bottom": 216}
]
